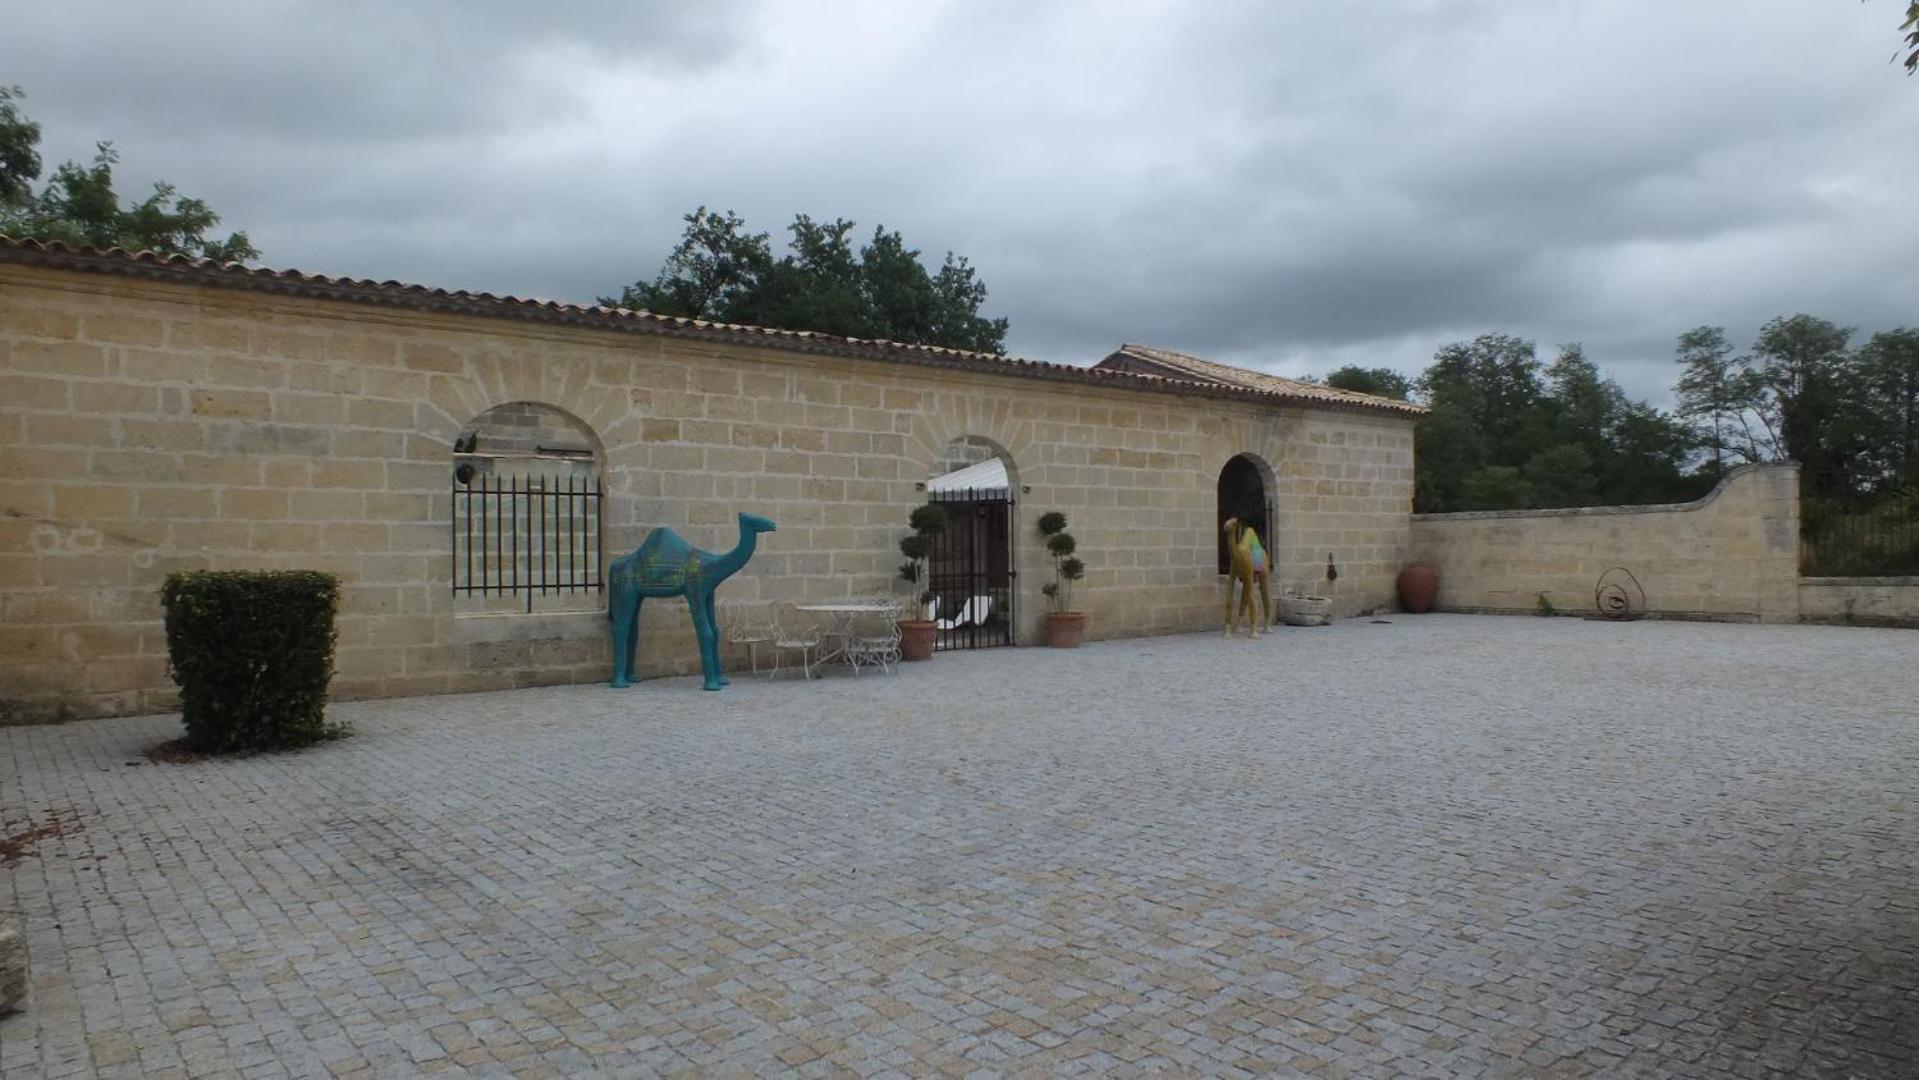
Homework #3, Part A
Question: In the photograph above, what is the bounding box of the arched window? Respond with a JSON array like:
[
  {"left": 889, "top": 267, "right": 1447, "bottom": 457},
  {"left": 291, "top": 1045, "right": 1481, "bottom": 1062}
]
[
  {"left": 452, "top": 402, "right": 605, "bottom": 612},
  {"left": 1217, "top": 454, "right": 1271, "bottom": 575}
]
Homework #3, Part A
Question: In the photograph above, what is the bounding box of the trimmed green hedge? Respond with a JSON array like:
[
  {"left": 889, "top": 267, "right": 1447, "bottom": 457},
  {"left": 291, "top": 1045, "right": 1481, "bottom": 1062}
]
[{"left": 161, "top": 570, "right": 341, "bottom": 753}]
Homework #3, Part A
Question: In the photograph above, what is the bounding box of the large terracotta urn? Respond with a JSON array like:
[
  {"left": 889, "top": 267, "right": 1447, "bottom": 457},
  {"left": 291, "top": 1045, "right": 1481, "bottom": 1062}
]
[{"left": 1397, "top": 564, "right": 1438, "bottom": 614}]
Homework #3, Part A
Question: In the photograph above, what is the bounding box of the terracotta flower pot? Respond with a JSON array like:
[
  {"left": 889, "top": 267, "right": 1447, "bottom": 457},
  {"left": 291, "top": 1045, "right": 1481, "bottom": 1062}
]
[
  {"left": 1397, "top": 563, "right": 1438, "bottom": 614},
  {"left": 897, "top": 619, "right": 936, "bottom": 661},
  {"left": 1045, "top": 611, "right": 1087, "bottom": 648}
]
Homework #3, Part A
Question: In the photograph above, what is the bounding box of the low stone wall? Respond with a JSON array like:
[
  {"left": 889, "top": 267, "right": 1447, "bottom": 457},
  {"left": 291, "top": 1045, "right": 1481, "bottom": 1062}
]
[
  {"left": 1409, "top": 464, "right": 1802, "bottom": 622},
  {"left": 1799, "top": 577, "right": 1919, "bottom": 627}
]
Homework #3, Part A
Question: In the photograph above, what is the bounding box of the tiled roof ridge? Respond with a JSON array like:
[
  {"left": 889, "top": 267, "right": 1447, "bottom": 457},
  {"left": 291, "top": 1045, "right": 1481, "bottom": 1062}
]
[
  {"left": 0, "top": 236, "right": 1423, "bottom": 417},
  {"left": 1108, "top": 343, "right": 1421, "bottom": 412}
]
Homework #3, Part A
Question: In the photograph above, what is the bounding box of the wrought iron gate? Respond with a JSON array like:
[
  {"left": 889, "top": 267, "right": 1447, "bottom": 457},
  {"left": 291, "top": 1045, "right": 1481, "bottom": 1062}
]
[{"left": 926, "top": 487, "right": 1015, "bottom": 650}]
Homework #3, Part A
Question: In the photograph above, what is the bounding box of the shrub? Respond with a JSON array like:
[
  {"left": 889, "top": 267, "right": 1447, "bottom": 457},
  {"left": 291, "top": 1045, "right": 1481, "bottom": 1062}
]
[
  {"left": 1038, "top": 511, "right": 1087, "bottom": 613},
  {"left": 896, "top": 501, "right": 949, "bottom": 611},
  {"left": 161, "top": 570, "right": 341, "bottom": 753}
]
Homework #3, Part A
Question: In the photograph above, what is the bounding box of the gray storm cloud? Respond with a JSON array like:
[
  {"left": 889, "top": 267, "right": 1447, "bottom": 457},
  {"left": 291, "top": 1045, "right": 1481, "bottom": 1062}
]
[{"left": 7, "top": 0, "right": 1915, "bottom": 401}]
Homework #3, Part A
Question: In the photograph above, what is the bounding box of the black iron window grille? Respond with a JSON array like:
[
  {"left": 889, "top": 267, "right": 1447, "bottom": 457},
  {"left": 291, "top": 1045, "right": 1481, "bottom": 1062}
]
[{"left": 451, "top": 468, "right": 604, "bottom": 611}]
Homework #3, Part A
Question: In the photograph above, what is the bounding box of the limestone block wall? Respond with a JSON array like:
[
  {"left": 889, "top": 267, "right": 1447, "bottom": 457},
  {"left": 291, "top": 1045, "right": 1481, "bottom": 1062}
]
[
  {"left": 1409, "top": 464, "right": 1803, "bottom": 622},
  {"left": 1799, "top": 577, "right": 1919, "bottom": 627},
  {"left": 0, "top": 262, "right": 1417, "bottom": 721}
]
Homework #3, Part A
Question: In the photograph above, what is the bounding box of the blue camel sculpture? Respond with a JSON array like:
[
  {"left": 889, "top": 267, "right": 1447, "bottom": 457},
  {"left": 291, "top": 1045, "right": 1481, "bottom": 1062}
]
[{"left": 607, "top": 512, "right": 776, "bottom": 691}]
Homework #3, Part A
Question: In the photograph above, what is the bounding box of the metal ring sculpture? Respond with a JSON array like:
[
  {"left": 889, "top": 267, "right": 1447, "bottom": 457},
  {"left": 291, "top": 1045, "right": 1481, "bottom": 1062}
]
[{"left": 1593, "top": 566, "right": 1646, "bottom": 620}]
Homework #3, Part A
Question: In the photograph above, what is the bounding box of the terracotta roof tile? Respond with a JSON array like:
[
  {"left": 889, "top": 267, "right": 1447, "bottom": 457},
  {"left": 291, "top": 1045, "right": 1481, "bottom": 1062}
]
[
  {"left": 1095, "top": 344, "right": 1424, "bottom": 415},
  {"left": 0, "top": 237, "right": 1422, "bottom": 418}
]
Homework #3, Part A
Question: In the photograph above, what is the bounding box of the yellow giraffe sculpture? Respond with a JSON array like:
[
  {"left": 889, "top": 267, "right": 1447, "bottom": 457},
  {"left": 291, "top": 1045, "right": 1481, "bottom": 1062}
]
[{"left": 1222, "top": 516, "right": 1271, "bottom": 637}]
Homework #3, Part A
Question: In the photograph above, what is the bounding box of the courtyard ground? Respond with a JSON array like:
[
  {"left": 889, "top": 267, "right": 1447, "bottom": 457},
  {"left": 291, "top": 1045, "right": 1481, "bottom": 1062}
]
[{"left": 2, "top": 614, "right": 1916, "bottom": 1078}]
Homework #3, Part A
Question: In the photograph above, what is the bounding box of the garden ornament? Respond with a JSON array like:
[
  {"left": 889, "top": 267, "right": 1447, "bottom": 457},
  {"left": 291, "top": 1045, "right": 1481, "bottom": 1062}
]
[
  {"left": 1594, "top": 566, "right": 1646, "bottom": 620},
  {"left": 1222, "top": 516, "right": 1270, "bottom": 637},
  {"left": 608, "top": 512, "right": 776, "bottom": 690}
]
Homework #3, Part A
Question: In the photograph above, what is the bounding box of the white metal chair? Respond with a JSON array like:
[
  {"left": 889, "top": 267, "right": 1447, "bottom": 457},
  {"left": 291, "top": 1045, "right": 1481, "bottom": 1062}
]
[
  {"left": 721, "top": 604, "right": 776, "bottom": 675},
  {"left": 768, "top": 603, "right": 823, "bottom": 680},
  {"left": 845, "top": 603, "right": 903, "bottom": 677}
]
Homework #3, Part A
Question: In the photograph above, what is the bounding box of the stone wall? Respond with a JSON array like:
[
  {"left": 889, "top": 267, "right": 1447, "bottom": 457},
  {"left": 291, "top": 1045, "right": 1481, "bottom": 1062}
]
[
  {"left": 0, "top": 262, "right": 1417, "bottom": 720},
  {"left": 1409, "top": 464, "right": 1803, "bottom": 622},
  {"left": 1799, "top": 577, "right": 1919, "bottom": 628}
]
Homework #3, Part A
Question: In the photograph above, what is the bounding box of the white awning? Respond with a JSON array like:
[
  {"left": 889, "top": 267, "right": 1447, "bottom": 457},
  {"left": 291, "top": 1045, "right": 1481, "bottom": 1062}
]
[{"left": 925, "top": 456, "right": 1008, "bottom": 498}]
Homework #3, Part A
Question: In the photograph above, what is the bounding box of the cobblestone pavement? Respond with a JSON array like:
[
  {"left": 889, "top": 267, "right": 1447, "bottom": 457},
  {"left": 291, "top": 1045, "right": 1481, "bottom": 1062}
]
[{"left": 3, "top": 615, "right": 1917, "bottom": 1078}]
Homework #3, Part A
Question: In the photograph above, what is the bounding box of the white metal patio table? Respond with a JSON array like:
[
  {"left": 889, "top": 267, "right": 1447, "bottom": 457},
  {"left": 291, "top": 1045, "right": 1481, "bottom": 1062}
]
[{"left": 794, "top": 602, "right": 900, "bottom": 666}]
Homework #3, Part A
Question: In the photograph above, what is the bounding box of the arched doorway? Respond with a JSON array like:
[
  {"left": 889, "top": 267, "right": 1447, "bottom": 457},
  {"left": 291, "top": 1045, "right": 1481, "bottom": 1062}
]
[
  {"left": 923, "top": 436, "right": 1017, "bottom": 650},
  {"left": 1217, "top": 454, "right": 1272, "bottom": 575}
]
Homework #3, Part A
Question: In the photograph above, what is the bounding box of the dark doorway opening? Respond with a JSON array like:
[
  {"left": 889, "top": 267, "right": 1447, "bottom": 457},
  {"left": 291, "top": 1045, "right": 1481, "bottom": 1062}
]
[
  {"left": 926, "top": 488, "right": 1015, "bottom": 650},
  {"left": 1217, "top": 454, "right": 1271, "bottom": 574}
]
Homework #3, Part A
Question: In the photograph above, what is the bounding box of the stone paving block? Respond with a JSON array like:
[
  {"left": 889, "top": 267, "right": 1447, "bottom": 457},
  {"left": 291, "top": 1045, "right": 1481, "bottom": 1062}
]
[{"left": 1, "top": 617, "right": 1916, "bottom": 1076}]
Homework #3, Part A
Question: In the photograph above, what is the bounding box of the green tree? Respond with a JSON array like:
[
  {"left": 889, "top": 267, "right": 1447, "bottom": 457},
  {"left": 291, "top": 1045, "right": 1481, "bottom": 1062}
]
[
  {"left": 740, "top": 215, "right": 870, "bottom": 337},
  {"left": 0, "top": 87, "right": 256, "bottom": 261},
  {"left": 1606, "top": 401, "right": 1707, "bottom": 504},
  {"left": 1459, "top": 466, "right": 1533, "bottom": 510},
  {"left": 0, "top": 87, "right": 41, "bottom": 208},
  {"left": 925, "top": 252, "right": 1006, "bottom": 353},
  {"left": 1543, "top": 345, "right": 1623, "bottom": 465},
  {"left": 1750, "top": 314, "right": 1856, "bottom": 497},
  {"left": 1422, "top": 334, "right": 1543, "bottom": 446},
  {"left": 1902, "top": 1, "right": 1919, "bottom": 74},
  {"left": 1323, "top": 365, "right": 1410, "bottom": 400},
  {"left": 605, "top": 207, "right": 1009, "bottom": 352},
  {"left": 606, "top": 206, "right": 771, "bottom": 319},
  {"left": 1856, "top": 328, "right": 1919, "bottom": 487},
  {"left": 1673, "top": 325, "right": 1776, "bottom": 474},
  {"left": 1411, "top": 403, "right": 1478, "bottom": 513},
  {"left": 1412, "top": 334, "right": 1546, "bottom": 511},
  {"left": 1413, "top": 333, "right": 1703, "bottom": 512},
  {"left": 1521, "top": 444, "right": 1598, "bottom": 509}
]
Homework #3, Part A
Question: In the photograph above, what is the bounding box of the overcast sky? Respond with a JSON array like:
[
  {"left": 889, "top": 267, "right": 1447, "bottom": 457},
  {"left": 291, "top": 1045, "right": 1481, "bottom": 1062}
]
[{"left": 8, "top": 1, "right": 1917, "bottom": 402}]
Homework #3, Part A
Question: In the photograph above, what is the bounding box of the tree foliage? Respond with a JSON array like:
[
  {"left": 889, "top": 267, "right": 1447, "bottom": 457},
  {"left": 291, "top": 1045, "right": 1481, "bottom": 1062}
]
[
  {"left": 1395, "top": 313, "right": 1919, "bottom": 516},
  {"left": 1749, "top": 314, "right": 1858, "bottom": 498},
  {"left": 0, "top": 87, "right": 256, "bottom": 261},
  {"left": 1402, "top": 333, "right": 1704, "bottom": 513},
  {"left": 1673, "top": 325, "right": 1776, "bottom": 475},
  {"left": 1856, "top": 328, "right": 1919, "bottom": 487},
  {"left": 1902, "top": 1, "right": 1919, "bottom": 74},
  {"left": 1323, "top": 365, "right": 1411, "bottom": 399},
  {"left": 605, "top": 206, "right": 1009, "bottom": 353}
]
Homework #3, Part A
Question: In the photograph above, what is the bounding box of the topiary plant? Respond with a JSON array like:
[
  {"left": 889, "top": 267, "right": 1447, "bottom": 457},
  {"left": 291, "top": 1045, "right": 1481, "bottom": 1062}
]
[
  {"left": 160, "top": 570, "right": 342, "bottom": 753},
  {"left": 1038, "top": 511, "right": 1086, "bottom": 613},
  {"left": 896, "top": 501, "right": 949, "bottom": 617}
]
